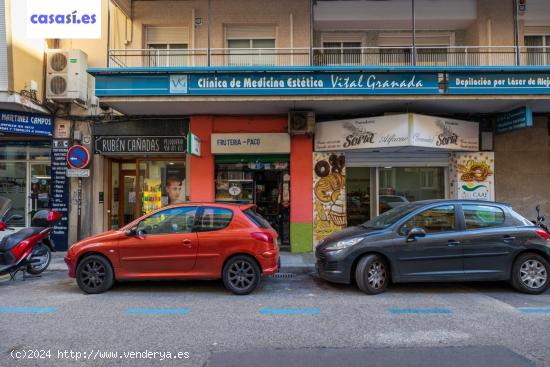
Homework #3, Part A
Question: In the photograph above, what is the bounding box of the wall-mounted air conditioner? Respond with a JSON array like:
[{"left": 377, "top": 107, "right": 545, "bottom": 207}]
[{"left": 46, "top": 49, "right": 88, "bottom": 103}]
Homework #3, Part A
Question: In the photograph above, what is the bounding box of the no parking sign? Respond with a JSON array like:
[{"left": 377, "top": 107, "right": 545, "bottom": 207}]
[{"left": 67, "top": 145, "right": 90, "bottom": 169}]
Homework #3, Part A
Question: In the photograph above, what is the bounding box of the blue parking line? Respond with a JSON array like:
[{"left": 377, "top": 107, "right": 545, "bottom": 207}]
[
  {"left": 0, "top": 307, "right": 57, "bottom": 314},
  {"left": 127, "top": 308, "right": 191, "bottom": 315},
  {"left": 389, "top": 308, "right": 452, "bottom": 315},
  {"left": 518, "top": 308, "right": 550, "bottom": 315},
  {"left": 259, "top": 308, "right": 320, "bottom": 315}
]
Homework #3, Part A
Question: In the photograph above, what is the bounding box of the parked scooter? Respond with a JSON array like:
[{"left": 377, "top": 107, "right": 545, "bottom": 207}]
[
  {"left": 535, "top": 205, "right": 549, "bottom": 234},
  {"left": 0, "top": 198, "right": 61, "bottom": 279}
]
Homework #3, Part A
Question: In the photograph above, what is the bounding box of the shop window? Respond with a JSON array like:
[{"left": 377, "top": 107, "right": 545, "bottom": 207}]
[
  {"left": 139, "top": 160, "right": 186, "bottom": 215},
  {"left": 462, "top": 204, "right": 505, "bottom": 230},
  {"left": 136, "top": 206, "right": 197, "bottom": 235},
  {"left": 0, "top": 162, "right": 26, "bottom": 226},
  {"left": 400, "top": 205, "right": 456, "bottom": 235},
  {"left": 379, "top": 167, "right": 445, "bottom": 214},
  {"left": 0, "top": 145, "right": 27, "bottom": 160},
  {"left": 197, "top": 207, "right": 233, "bottom": 232}
]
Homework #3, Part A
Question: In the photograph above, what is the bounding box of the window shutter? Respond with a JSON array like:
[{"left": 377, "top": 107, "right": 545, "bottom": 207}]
[
  {"left": 146, "top": 26, "right": 189, "bottom": 45},
  {"left": 378, "top": 32, "right": 452, "bottom": 47},
  {"left": 225, "top": 25, "right": 276, "bottom": 40}
]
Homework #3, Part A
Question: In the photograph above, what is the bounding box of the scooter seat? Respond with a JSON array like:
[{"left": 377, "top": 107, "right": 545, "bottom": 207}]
[{"left": 0, "top": 227, "right": 45, "bottom": 252}]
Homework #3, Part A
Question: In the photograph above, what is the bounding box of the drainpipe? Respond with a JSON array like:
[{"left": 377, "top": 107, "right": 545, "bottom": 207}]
[
  {"left": 310, "top": 0, "right": 314, "bottom": 66},
  {"left": 207, "top": 0, "right": 211, "bottom": 66},
  {"left": 412, "top": 0, "right": 416, "bottom": 66},
  {"left": 513, "top": 0, "right": 520, "bottom": 65}
]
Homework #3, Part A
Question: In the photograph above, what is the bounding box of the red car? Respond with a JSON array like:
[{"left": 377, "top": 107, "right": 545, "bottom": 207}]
[{"left": 65, "top": 203, "right": 279, "bottom": 295}]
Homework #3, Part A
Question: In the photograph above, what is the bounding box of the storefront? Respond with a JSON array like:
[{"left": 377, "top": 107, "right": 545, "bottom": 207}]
[
  {"left": 93, "top": 119, "right": 188, "bottom": 229},
  {"left": 313, "top": 113, "right": 486, "bottom": 246},
  {"left": 0, "top": 110, "right": 53, "bottom": 226},
  {"left": 211, "top": 133, "right": 292, "bottom": 247}
]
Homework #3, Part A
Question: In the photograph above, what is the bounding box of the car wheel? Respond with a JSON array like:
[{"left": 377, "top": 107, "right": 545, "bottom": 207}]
[
  {"left": 76, "top": 255, "right": 114, "bottom": 294},
  {"left": 355, "top": 254, "right": 389, "bottom": 295},
  {"left": 223, "top": 255, "right": 261, "bottom": 295},
  {"left": 512, "top": 253, "right": 550, "bottom": 294}
]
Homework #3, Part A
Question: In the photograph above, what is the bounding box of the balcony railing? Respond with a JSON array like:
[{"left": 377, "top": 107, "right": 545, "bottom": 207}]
[{"left": 108, "top": 46, "right": 550, "bottom": 68}]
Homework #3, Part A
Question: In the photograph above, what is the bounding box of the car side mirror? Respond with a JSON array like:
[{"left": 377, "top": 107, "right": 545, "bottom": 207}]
[
  {"left": 407, "top": 227, "right": 426, "bottom": 242},
  {"left": 124, "top": 227, "right": 137, "bottom": 236}
]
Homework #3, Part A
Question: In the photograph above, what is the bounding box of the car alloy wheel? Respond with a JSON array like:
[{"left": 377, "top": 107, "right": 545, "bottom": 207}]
[
  {"left": 222, "top": 255, "right": 261, "bottom": 295},
  {"left": 76, "top": 255, "right": 114, "bottom": 294},
  {"left": 367, "top": 261, "right": 387, "bottom": 289},
  {"left": 519, "top": 259, "right": 547, "bottom": 289},
  {"left": 355, "top": 254, "right": 389, "bottom": 295},
  {"left": 228, "top": 260, "right": 255, "bottom": 291}
]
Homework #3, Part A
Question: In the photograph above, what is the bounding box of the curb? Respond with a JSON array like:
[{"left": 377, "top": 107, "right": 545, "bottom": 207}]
[{"left": 279, "top": 266, "right": 316, "bottom": 274}]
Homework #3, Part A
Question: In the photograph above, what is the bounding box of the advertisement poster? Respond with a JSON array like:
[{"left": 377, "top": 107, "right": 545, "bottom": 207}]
[
  {"left": 313, "top": 152, "right": 347, "bottom": 247},
  {"left": 164, "top": 165, "right": 186, "bottom": 206},
  {"left": 450, "top": 152, "right": 495, "bottom": 201}
]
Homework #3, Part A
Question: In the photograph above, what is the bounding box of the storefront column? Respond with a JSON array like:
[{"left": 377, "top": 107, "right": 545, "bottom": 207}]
[
  {"left": 290, "top": 135, "right": 313, "bottom": 253},
  {"left": 189, "top": 116, "right": 215, "bottom": 201}
]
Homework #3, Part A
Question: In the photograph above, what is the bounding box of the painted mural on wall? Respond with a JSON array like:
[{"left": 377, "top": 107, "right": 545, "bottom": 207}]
[
  {"left": 313, "top": 152, "right": 347, "bottom": 247},
  {"left": 450, "top": 152, "right": 495, "bottom": 201}
]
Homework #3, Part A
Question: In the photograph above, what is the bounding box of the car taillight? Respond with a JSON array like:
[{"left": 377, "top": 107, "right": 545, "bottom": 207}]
[
  {"left": 535, "top": 229, "right": 550, "bottom": 241},
  {"left": 11, "top": 241, "right": 32, "bottom": 259},
  {"left": 251, "top": 232, "right": 274, "bottom": 244}
]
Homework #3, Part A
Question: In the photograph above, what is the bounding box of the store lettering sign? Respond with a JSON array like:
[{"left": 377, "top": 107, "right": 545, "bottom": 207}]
[
  {"left": 94, "top": 72, "right": 441, "bottom": 96},
  {"left": 211, "top": 133, "right": 290, "bottom": 154},
  {"left": 94, "top": 136, "right": 186, "bottom": 154},
  {"left": 315, "top": 113, "right": 479, "bottom": 152},
  {"left": 0, "top": 110, "right": 53, "bottom": 136},
  {"left": 495, "top": 106, "right": 533, "bottom": 134},
  {"left": 448, "top": 73, "right": 550, "bottom": 94}
]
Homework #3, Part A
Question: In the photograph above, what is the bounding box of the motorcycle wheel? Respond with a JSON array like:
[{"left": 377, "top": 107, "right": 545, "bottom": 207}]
[{"left": 27, "top": 244, "right": 51, "bottom": 275}]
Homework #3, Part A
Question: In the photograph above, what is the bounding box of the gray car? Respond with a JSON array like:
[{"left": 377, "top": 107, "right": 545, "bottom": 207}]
[{"left": 315, "top": 200, "right": 550, "bottom": 295}]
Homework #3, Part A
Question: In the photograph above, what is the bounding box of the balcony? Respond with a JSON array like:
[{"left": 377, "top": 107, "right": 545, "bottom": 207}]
[{"left": 108, "top": 46, "right": 550, "bottom": 68}]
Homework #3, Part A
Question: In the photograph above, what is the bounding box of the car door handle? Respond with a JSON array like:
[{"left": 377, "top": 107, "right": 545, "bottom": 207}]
[
  {"left": 447, "top": 240, "right": 461, "bottom": 247},
  {"left": 502, "top": 236, "right": 516, "bottom": 243},
  {"left": 182, "top": 239, "right": 193, "bottom": 248}
]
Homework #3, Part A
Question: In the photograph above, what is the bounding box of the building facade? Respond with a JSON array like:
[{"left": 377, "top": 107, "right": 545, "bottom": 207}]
[{"left": 2, "top": 0, "right": 550, "bottom": 252}]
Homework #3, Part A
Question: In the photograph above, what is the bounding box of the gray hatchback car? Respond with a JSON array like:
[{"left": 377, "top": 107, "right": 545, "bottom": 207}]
[{"left": 315, "top": 200, "right": 550, "bottom": 295}]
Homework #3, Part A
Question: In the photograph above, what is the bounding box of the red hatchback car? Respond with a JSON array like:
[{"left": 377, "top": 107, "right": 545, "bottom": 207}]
[{"left": 64, "top": 203, "right": 279, "bottom": 295}]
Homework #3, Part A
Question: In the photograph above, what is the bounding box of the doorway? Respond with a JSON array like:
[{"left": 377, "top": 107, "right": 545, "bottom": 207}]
[{"left": 214, "top": 157, "right": 291, "bottom": 248}]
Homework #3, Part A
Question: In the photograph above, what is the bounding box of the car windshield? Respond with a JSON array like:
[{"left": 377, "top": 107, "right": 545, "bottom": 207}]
[{"left": 361, "top": 203, "right": 421, "bottom": 229}]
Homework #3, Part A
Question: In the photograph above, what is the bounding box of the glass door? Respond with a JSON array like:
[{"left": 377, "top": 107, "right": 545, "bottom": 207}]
[
  {"left": 29, "top": 163, "right": 52, "bottom": 221},
  {"left": 120, "top": 170, "right": 137, "bottom": 226},
  {"left": 0, "top": 162, "right": 27, "bottom": 227}
]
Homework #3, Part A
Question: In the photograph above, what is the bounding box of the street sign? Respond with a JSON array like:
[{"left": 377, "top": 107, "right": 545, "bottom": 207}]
[
  {"left": 66, "top": 169, "right": 90, "bottom": 178},
  {"left": 67, "top": 145, "right": 90, "bottom": 169}
]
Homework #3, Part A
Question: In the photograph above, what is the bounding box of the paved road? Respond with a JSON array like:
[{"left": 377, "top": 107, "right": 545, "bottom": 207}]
[{"left": 0, "top": 270, "right": 549, "bottom": 367}]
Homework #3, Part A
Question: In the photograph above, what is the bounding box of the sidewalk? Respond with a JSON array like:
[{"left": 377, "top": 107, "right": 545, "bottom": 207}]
[{"left": 49, "top": 251, "right": 315, "bottom": 274}]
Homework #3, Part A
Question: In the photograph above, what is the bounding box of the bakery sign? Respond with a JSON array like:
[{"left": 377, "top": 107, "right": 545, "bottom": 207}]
[
  {"left": 315, "top": 113, "right": 478, "bottom": 152},
  {"left": 94, "top": 136, "right": 187, "bottom": 154},
  {"left": 211, "top": 133, "right": 291, "bottom": 154}
]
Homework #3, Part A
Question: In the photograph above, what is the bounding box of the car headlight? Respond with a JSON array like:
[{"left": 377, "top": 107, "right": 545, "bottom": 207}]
[{"left": 325, "top": 237, "right": 364, "bottom": 251}]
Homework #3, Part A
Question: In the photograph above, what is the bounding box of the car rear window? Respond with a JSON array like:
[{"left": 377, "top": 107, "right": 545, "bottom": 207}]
[{"left": 243, "top": 208, "right": 272, "bottom": 229}]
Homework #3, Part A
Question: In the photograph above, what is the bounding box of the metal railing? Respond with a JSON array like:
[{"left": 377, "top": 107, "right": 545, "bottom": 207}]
[{"left": 108, "top": 46, "right": 550, "bottom": 68}]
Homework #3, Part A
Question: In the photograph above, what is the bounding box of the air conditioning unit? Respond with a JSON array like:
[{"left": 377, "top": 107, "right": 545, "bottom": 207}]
[
  {"left": 288, "top": 110, "right": 315, "bottom": 135},
  {"left": 46, "top": 49, "right": 88, "bottom": 103}
]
